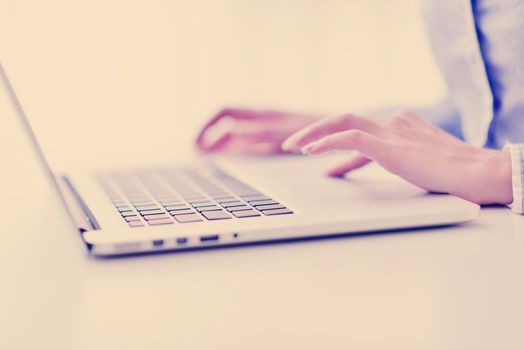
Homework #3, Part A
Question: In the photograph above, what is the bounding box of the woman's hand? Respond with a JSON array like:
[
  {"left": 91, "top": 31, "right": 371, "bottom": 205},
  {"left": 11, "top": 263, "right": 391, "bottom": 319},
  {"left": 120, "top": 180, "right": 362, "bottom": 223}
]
[
  {"left": 196, "top": 107, "right": 319, "bottom": 155},
  {"left": 282, "top": 111, "right": 513, "bottom": 205}
]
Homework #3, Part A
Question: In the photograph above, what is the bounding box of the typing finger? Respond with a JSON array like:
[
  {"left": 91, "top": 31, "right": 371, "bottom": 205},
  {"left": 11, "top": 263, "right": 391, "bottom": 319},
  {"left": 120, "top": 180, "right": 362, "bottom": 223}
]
[
  {"left": 281, "top": 114, "right": 379, "bottom": 153},
  {"left": 209, "top": 137, "right": 281, "bottom": 155},
  {"left": 205, "top": 130, "right": 232, "bottom": 152},
  {"left": 203, "top": 126, "right": 285, "bottom": 154},
  {"left": 302, "top": 130, "right": 390, "bottom": 162},
  {"left": 196, "top": 108, "right": 259, "bottom": 150}
]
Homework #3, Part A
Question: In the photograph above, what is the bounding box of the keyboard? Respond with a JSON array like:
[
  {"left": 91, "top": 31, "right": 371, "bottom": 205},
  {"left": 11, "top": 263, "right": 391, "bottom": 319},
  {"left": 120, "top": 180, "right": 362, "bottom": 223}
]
[{"left": 98, "top": 166, "right": 294, "bottom": 228}]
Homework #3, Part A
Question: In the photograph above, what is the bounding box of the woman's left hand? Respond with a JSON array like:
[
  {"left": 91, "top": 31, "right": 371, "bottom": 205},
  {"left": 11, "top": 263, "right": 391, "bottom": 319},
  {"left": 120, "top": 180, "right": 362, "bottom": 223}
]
[{"left": 282, "top": 111, "right": 513, "bottom": 205}]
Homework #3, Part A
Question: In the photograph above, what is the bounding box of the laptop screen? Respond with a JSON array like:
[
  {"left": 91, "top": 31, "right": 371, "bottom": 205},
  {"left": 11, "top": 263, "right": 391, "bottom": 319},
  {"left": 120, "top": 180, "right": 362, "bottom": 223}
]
[{"left": 0, "top": 62, "right": 59, "bottom": 190}]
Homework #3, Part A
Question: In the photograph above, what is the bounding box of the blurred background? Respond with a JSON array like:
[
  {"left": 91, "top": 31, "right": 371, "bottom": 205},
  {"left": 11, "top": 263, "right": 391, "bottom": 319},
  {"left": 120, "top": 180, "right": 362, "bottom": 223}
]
[{"left": 0, "top": 0, "right": 445, "bottom": 169}]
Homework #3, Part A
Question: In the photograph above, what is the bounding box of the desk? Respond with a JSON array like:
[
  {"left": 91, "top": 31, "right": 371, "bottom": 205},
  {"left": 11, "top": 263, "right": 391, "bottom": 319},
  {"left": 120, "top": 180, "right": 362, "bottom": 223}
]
[{"left": 2, "top": 118, "right": 524, "bottom": 350}]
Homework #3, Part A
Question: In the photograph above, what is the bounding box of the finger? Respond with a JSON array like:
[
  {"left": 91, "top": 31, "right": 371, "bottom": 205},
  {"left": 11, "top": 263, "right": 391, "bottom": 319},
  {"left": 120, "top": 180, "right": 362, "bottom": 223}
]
[
  {"left": 326, "top": 155, "right": 372, "bottom": 177},
  {"left": 302, "top": 130, "right": 390, "bottom": 161},
  {"left": 195, "top": 108, "right": 258, "bottom": 149},
  {"left": 202, "top": 125, "right": 280, "bottom": 152},
  {"left": 204, "top": 130, "right": 232, "bottom": 152},
  {"left": 239, "top": 142, "right": 282, "bottom": 155},
  {"left": 230, "top": 123, "right": 280, "bottom": 142},
  {"left": 210, "top": 138, "right": 282, "bottom": 155},
  {"left": 281, "top": 114, "right": 379, "bottom": 152},
  {"left": 201, "top": 127, "right": 285, "bottom": 154}
]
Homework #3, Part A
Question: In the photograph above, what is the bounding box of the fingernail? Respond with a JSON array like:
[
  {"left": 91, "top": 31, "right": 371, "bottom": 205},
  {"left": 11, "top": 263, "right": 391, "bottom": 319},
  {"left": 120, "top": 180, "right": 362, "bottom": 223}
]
[
  {"left": 301, "top": 143, "right": 315, "bottom": 155},
  {"left": 281, "top": 139, "right": 293, "bottom": 151}
]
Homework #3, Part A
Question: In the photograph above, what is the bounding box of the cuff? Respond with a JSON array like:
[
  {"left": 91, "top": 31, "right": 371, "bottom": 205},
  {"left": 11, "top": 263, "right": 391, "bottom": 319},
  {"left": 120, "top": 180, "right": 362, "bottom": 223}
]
[{"left": 504, "top": 143, "right": 524, "bottom": 214}]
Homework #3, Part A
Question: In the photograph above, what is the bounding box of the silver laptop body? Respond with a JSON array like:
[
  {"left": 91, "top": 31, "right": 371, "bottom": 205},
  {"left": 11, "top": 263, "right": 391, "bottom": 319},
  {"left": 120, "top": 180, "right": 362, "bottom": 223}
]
[{"left": 0, "top": 62, "right": 479, "bottom": 257}]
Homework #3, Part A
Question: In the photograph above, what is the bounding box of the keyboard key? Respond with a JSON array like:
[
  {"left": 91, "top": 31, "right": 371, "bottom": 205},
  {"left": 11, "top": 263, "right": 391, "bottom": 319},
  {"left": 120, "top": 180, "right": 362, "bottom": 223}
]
[
  {"left": 201, "top": 210, "right": 232, "bottom": 220},
  {"left": 168, "top": 209, "right": 196, "bottom": 215},
  {"left": 236, "top": 190, "right": 262, "bottom": 197},
  {"left": 115, "top": 203, "right": 131, "bottom": 208},
  {"left": 195, "top": 205, "right": 221, "bottom": 212},
  {"left": 161, "top": 200, "right": 186, "bottom": 206},
  {"left": 249, "top": 199, "right": 279, "bottom": 206},
  {"left": 124, "top": 215, "right": 140, "bottom": 222},
  {"left": 143, "top": 214, "right": 170, "bottom": 221},
  {"left": 129, "top": 221, "right": 145, "bottom": 228},
  {"left": 221, "top": 201, "right": 245, "bottom": 208},
  {"left": 215, "top": 196, "right": 237, "bottom": 203},
  {"left": 173, "top": 213, "right": 203, "bottom": 223},
  {"left": 133, "top": 204, "right": 158, "bottom": 209},
  {"left": 192, "top": 201, "right": 215, "bottom": 208},
  {"left": 232, "top": 210, "right": 261, "bottom": 218},
  {"left": 155, "top": 196, "right": 180, "bottom": 202},
  {"left": 261, "top": 208, "right": 293, "bottom": 216},
  {"left": 226, "top": 205, "right": 252, "bottom": 212},
  {"left": 147, "top": 219, "right": 174, "bottom": 226},
  {"left": 117, "top": 207, "right": 134, "bottom": 212},
  {"left": 254, "top": 203, "right": 285, "bottom": 211},
  {"left": 209, "top": 193, "right": 229, "bottom": 198},
  {"left": 242, "top": 195, "right": 271, "bottom": 201},
  {"left": 131, "top": 199, "right": 156, "bottom": 206},
  {"left": 139, "top": 209, "right": 165, "bottom": 216},
  {"left": 121, "top": 211, "right": 139, "bottom": 217},
  {"left": 184, "top": 196, "right": 207, "bottom": 202},
  {"left": 135, "top": 205, "right": 161, "bottom": 211},
  {"left": 164, "top": 204, "right": 191, "bottom": 211}
]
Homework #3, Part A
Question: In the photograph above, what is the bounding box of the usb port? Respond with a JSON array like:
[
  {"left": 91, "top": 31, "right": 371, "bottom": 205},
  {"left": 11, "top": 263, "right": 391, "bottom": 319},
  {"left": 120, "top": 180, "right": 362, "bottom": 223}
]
[
  {"left": 200, "top": 234, "right": 219, "bottom": 242},
  {"left": 152, "top": 239, "right": 164, "bottom": 247},
  {"left": 176, "top": 237, "right": 188, "bottom": 245}
]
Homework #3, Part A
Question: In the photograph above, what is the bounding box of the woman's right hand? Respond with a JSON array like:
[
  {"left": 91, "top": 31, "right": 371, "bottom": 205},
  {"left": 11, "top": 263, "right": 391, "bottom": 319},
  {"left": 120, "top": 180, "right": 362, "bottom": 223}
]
[
  {"left": 282, "top": 111, "right": 513, "bottom": 205},
  {"left": 195, "top": 107, "right": 320, "bottom": 155}
]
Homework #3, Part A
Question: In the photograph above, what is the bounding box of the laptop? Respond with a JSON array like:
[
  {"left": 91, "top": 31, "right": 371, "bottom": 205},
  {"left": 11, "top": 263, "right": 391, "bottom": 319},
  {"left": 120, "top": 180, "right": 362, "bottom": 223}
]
[{"left": 0, "top": 62, "right": 480, "bottom": 257}]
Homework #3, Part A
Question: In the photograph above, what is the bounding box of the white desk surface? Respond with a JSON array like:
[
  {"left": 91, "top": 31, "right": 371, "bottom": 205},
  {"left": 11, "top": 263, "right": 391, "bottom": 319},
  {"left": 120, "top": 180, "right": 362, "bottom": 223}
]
[{"left": 2, "top": 119, "right": 524, "bottom": 350}]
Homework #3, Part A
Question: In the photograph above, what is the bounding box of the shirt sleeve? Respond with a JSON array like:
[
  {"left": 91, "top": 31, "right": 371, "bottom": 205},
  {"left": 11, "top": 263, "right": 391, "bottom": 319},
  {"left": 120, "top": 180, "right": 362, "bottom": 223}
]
[
  {"left": 504, "top": 143, "right": 524, "bottom": 214},
  {"left": 415, "top": 98, "right": 464, "bottom": 141}
]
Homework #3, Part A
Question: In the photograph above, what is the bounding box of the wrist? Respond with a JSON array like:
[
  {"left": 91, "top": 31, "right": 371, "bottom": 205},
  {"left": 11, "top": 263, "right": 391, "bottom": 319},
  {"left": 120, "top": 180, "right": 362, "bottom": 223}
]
[{"left": 460, "top": 149, "right": 513, "bottom": 205}]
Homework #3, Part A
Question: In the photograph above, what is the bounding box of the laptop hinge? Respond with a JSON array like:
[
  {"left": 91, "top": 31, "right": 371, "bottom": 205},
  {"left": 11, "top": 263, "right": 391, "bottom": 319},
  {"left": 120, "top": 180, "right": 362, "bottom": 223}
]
[{"left": 56, "top": 176, "right": 100, "bottom": 232}]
